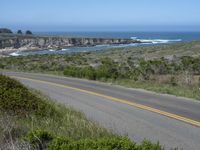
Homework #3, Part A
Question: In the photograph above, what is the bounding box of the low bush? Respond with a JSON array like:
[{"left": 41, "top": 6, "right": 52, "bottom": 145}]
[
  {"left": 198, "top": 77, "right": 200, "bottom": 87},
  {"left": 63, "top": 58, "right": 120, "bottom": 81},
  {"left": 46, "top": 136, "right": 72, "bottom": 150},
  {"left": 137, "top": 140, "right": 164, "bottom": 150},
  {"left": 64, "top": 66, "right": 96, "bottom": 80},
  {"left": 26, "top": 130, "right": 168, "bottom": 150},
  {"left": 0, "top": 74, "right": 56, "bottom": 117},
  {"left": 170, "top": 76, "right": 177, "bottom": 86},
  {"left": 26, "top": 129, "right": 53, "bottom": 150}
]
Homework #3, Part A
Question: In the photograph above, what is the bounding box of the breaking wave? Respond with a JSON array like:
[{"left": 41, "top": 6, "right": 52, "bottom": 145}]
[
  {"left": 131, "top": 37, "right": 182, "bottom": 44},
  {"left": 61, "top": 48, "right": 69, "bottom": 51},
  {"left": 9, "top": 52, "right": 21, "bottom": 56}
]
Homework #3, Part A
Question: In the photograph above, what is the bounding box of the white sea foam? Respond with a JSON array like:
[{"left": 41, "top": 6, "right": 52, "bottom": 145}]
[
  {"left": 131, "top": 37, "right": 182, "bottom": 44},
  {"left": 95, "top": 44, "right": 108, "bottom": 47},
  {"left": 61, "top": 48, "right": 69, "bottom": 51},
  {"left": 49, "top": 49, "right": 55, "bottom": 52},
  {"left": 9, "top": 52, "right": 20, "bottom": 56}
]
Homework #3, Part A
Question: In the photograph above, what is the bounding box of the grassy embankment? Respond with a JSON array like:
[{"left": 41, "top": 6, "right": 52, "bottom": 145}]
[
  {"left": 0, "top": 41, "right": 200, "bottom": 100},
  {"left": 0, "top": 74, "right": 177, "bottom": 150}
]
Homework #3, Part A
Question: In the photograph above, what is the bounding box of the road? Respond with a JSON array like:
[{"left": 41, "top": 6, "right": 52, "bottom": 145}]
[{"left": 2, "top": 71, "right": 200, "bottom": 150}]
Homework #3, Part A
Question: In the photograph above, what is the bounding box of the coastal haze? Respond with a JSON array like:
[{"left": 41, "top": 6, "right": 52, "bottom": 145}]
[{"left": 1, "top": 0, "right": 200, "bottom": 150}]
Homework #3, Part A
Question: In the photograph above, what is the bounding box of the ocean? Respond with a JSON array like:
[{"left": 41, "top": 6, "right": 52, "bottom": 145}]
[
  {"left": 11, "top": 31, "right": 200, "bottom": 56},
  {"left": 37, "top": 31, "right": 200, "bottom": 42}
]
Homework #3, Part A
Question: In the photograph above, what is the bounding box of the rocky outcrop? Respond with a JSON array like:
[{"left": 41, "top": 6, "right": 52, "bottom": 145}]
[
  {"left": 0, "top": 28, "right": 13, "bottom": 34},
  {"left": 0, "top": 36, "right": 138, "bottom": 49},
  {"left": 0, "top": 35, "right": 141, "bottom": 55}
]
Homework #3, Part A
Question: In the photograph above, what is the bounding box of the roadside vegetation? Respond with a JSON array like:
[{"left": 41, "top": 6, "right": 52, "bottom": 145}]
[
  {"left": 62, "top": 56, "right": 200, "bottom": 100},
  {"left": 0, "top": 74, "right": 179, "bottom": 150},
  {"left": 1, "top": 41, "right": 200, "bottom": 100}
]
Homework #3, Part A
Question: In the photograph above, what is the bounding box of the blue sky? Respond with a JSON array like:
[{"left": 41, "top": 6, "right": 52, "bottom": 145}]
[{"left": 1, "top": 0, "right": 200, "bottom": 31}]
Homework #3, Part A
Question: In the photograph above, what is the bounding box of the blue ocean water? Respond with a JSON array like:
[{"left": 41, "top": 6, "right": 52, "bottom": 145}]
[
  {"left": 37, "top": 31, "right": 200, "bottom": 42},
  {"left": 11, "top": 32, "right": 200, "bottom": 56}
]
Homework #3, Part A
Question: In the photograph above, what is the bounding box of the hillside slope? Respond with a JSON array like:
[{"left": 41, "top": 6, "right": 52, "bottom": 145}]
[{"left": 0, "top": 75, "right": 168, "bottom": 150}]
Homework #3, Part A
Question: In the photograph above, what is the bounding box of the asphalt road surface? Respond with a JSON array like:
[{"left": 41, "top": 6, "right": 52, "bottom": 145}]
[{"left": 2, "top": 71, "right": 200, "bottom": 150}]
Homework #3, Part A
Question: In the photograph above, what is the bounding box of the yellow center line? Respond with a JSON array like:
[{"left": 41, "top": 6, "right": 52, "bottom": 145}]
[{"left": 12, "top": 76, "right": 200, "bottom": 127}]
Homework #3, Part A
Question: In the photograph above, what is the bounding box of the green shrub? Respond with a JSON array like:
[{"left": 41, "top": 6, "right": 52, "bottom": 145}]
[
  {"left": 26, "top": 129, "right": 53, "bottom": 150},
  {"left": 47, "top": 137, "right": 136, "bottom": 150},
  {"left": 170, "top": 76, "right": 177, "bottom": 86},
  {"left": 198, "top": 77, "right": 200, "bottom": 87},
  {"left": 47, "top": 137, "right": 72, "bottom": 150},
  {"left": 47, "top": 136, "right": 170, "bottom": 150},
  {"left": 0, "top": 75, "right": 56, "bottom": 117},
  {"left": 80, "top": 67, "right": 96, "bottom": 80},
  {"left": 137, "top": 140, "right": 164, "bottom": 150},
  {"left": 63, "top": 58, "right": 120, "bottom": 80}
]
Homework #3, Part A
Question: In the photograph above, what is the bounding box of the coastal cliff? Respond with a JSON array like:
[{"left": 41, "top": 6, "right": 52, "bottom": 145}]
[{"left": 0, "top": 34, "right": 140, "bottom": 56}]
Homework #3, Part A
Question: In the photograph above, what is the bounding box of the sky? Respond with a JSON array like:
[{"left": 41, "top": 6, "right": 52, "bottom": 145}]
[{"left": 1, "top": 0, "right": 200, "bottom": 32}]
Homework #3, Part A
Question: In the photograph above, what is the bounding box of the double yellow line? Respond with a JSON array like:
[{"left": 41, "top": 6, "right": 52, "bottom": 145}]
[{"left": 13, "top": 76, "right": 200, "bottom": 127}]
